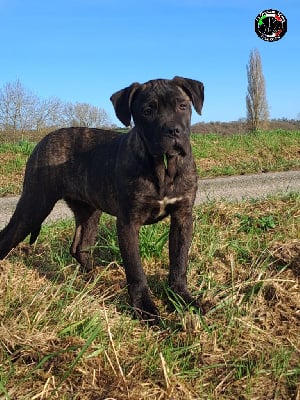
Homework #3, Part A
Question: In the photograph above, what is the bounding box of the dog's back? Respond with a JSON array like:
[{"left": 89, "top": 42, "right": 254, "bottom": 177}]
[{"left": 0, "top": 127, "right": 122, "bottom": 259}]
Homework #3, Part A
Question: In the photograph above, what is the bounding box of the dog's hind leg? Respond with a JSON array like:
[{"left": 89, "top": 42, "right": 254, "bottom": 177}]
[
  {"left": 0, "top": 193, "right": 58, "bottom": 260},
  {"left": 66, "top": 199, "right": 101, "bottom": 270}
]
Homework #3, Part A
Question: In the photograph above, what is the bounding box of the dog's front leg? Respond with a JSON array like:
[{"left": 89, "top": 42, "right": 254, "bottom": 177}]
[
  {"left": 116, "top": 220, "right": 160, "bottom": 323},
  {"left": 168, "top": 209, "right": 201, "bottom": 309}
]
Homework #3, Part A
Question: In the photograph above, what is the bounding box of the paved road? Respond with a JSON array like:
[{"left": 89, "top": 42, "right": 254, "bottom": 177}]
[
  {"left": 0, "top": 170, "right": 299, "bottom": 228},
  {"left": 196, "top": 170, "right": 300, "bottom": 203}
]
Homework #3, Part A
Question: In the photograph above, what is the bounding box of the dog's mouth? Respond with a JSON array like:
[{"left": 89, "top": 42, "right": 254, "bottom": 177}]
[
  {"left": 156, "top": 138, "right": 189, "bottom": 158},
  {"left": 139, "top": 128, "right": 190, "bottom": 159}
]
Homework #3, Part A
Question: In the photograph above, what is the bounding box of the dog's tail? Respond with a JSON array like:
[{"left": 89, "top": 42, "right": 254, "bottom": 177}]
[{"left": 0, "top": 193, "right": 57, "bottom": 259}]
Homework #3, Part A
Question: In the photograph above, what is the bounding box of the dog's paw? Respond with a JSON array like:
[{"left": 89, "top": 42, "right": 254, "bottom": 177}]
[
  {"left": 72, "top": 250, "right": 94, "bottom": 272},
  {"left": 133, "top": 303, "right": 160, "bottom": 326},
  {"left": 130, "top": 287, "right": 160, "bottom": 325}
]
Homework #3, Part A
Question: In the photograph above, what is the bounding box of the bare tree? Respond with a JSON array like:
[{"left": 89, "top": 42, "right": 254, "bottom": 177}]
[
  {"left": 33, "top": 97, "right": 65, "bottom": 132},
  {"left": 63, "top": 102, "right": 111, "bottom": 128},
  {"left": 246, "top": 49, "right": 269, "bottom": 132},
  {"left": 0, "top": 80, "right": 37, "bottom": 133},
  {"left": 0, "top": 80, "right": 112, "bottom": 137}
]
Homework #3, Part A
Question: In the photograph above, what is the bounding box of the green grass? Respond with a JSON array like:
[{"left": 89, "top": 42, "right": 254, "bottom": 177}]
[
  {"left": 0, "top": 140, "right": 35, "bottom": 155},
  {"left": 0, "top": 193, "right": 299, "bottom": 399},
  {"left": 192, "top": 130, "right": 300, "bottom": 177},
  {"left": 0, "top": 130, "right": 299, "bottom": 195},
  {"left": 0, "top": 140, "right": 35, "bottom": 195}
]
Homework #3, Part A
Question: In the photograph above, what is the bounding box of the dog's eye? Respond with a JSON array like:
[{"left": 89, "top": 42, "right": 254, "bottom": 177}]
[{"left": 143, "top": 107, "right": 153, "bottom": 116}]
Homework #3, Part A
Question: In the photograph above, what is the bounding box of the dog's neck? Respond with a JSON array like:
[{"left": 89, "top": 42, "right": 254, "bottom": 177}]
[
  {"left": 128, "top": 127, "right": 189, "bottom": 195},
  {"left": 153, "top": 155, "right": 174, "bottom": 190}
]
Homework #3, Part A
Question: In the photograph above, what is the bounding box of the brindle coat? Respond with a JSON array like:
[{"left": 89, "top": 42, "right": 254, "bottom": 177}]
[{"left": 0, "top": 76, "right": 204, "bottom": 322}]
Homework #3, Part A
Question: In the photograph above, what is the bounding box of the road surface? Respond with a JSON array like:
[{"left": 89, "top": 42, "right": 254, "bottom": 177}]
[{"left": 0, "top": 170, "right": 299, "bottom": 228}]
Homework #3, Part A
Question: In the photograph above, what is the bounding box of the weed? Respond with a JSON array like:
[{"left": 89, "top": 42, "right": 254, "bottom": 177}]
[
  {"left": 139, "top": 223, "right": 169, "bottom": 260},
  {"left": 236, "top": 213, "right": 277, "bottom": 233}
]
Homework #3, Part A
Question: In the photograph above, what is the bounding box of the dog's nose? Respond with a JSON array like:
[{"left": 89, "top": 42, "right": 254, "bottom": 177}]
[{"left": 165, "top": 125, "right": 182, "bottom": 137}]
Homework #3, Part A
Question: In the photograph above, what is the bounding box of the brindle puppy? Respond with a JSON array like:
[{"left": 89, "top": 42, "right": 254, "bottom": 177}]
[{"left": 0, "top": 76, "right": 204, "bottom": 323}]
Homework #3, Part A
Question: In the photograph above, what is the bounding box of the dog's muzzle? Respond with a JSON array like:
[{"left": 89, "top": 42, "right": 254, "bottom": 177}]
[{"left": 160, "top": 122, "right": 190, "bottom": 156}]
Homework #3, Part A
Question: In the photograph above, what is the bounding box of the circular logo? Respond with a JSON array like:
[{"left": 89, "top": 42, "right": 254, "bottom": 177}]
[{"left": 255, "top": 9, "right": 287, "bottom": 42}]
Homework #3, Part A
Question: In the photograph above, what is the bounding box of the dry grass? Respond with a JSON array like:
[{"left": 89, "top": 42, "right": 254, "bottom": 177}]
[{"left": 0, "top": 194, "right": 299, "bottom": 399}]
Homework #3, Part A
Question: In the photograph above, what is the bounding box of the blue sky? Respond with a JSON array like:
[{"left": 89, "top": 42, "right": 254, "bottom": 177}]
[{"left": 0, "top": 0, "right": 299, "bottom": 126}]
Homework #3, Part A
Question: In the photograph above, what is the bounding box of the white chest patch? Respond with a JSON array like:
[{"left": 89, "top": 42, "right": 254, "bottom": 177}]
[{"left": 157, "top": 196, "right": 183, "bottom": 217}]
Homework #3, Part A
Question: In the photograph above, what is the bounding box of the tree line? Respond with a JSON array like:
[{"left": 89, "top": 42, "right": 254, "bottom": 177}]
[{"left": 0, "top": 79, "right": 112, "bottom": 135}]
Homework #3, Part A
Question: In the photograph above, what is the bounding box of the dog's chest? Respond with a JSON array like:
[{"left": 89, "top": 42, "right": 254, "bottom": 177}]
[
  {"left": 141, "top": 194, "right": 185, "bottom": 223},
  {"left": 157, "top": 196, "right": 183, "bottom": 217},
  {"left": 145, "top": 162, "right": 195, "bottom": 221}
]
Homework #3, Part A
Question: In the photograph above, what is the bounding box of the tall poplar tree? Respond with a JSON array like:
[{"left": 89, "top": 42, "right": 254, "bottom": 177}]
[{"left": 246, "top": 49, "right": 269, "bottom": 131}]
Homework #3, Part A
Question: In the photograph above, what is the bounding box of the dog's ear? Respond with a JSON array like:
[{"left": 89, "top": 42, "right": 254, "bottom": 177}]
[
  {"left": 110, "top": 83, "right": 141, "bottom": 127},
  {"left": 172, "top": 76, "right": 204, "bottom": 115}
]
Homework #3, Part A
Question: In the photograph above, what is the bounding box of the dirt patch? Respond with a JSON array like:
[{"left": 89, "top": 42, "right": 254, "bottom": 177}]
[{"left": 270, "top": 240, "right": 300, "bottom": 275}]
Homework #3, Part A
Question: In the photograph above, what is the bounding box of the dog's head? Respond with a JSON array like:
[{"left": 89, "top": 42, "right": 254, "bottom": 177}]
[{"left": 110, "top": 77, "right": 204, "bottom": 157}]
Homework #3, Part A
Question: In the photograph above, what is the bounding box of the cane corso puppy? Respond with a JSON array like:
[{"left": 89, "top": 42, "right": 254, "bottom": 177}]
[{"left": 0, "top": 76, "right": 204, "bottom": 322}]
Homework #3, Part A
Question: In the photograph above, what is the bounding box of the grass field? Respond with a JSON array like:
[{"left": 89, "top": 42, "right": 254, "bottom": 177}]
[
  {"left": 0, "top": 141, "right": 35, "bottom": 196},
  {"left": 191, "top": 130, "right": 300, "bottom": 178},
  {"left": 0, "top": 194, "right": 299, "bottom": 399},
  {"left": 0, "top": 130, "right": 299, "bottom": 399},
  {"left": 0, "top": 130, "right": 299, "bottom": 195}
]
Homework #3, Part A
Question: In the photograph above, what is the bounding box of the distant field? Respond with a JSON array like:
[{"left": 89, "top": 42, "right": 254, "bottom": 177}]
[
  {"left": 0, "top": 130, "right": 299, "bottom": 195},
  {"left": 192, "top": 130, "right": 300, "bottom": 178}
]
